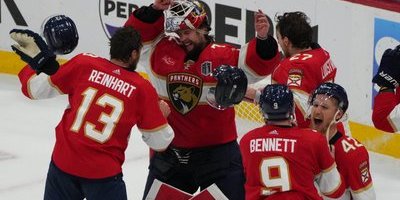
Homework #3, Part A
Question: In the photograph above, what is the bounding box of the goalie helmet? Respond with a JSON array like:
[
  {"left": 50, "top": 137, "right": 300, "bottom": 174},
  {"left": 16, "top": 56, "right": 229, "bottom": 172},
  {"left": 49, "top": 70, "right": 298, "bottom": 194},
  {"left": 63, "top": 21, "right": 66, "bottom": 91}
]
[
  {"left": 42, "top": 15, "right": 79, "bottom": 55},
  {"left": 309, "top": 82, "right": 349, "bottom": 113},
  {"left": 206, "top": 65, "right": 248, "bottom": 110},
  {"left": 259, "top": 84, "right": 294, "bottom": 121},
  {"left": 164, "top": 0, "right": 209, "bottom": 35}
]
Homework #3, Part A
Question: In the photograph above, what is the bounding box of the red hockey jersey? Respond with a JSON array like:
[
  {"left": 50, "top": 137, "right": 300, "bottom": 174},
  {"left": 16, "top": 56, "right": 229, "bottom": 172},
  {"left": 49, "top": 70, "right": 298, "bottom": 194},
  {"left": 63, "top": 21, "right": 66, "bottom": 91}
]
[
  {"left": 330, "top": 132, "right": 376, "bottom": 199},
  {"left": 18, "top": 53, "right": 171, "bottom": 178},
  {"left": 372, "top": 88, "right": 400, "bottom": 132},
  {"left": 239, "top": 125, "right": 345, "bottom": 200},
  {"left": 272, "top": 47, "right": 336, "bottom": 128},
  {"left": 125, "top": 13, "right": 280, "bottom": 148}
]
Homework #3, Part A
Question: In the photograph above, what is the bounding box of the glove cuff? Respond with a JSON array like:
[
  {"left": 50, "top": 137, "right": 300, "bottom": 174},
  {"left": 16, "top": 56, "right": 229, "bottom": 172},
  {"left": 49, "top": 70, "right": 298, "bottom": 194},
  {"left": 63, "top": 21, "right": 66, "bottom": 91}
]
[
  {"left": 379, "top": 87, "right": 395, "bottom": 93},
  {"left": 38, "top": 56, "right": 60, "bottom": 75}
]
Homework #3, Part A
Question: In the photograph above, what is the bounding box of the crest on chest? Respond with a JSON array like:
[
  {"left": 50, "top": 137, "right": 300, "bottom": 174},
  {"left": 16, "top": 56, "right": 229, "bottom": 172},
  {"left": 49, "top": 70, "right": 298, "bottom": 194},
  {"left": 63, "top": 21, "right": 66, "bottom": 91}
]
[{"left": 167, "top": 73, "right": 203, "bottom": 115}]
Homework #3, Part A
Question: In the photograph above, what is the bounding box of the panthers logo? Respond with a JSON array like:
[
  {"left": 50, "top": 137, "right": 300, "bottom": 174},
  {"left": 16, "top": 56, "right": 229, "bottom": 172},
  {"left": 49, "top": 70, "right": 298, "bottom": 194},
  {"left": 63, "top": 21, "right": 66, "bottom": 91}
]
[{"left": 167, "top": 73, "right": 202, "bottom": 115}]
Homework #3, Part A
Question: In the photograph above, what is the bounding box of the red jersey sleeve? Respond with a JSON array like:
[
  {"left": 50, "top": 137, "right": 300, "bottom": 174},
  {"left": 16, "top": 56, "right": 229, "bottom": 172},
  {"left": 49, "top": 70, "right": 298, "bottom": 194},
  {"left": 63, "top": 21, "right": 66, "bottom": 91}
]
[
  {"left": 124, "top": 10, "right": 164, "bottom": 43},
  {"left": 18, "top": 65, "right": 37, "bottom": 98},
  {"left": 241, "top": 38, "right": 280, "bottom": 79},
  {"left": 17, "top": 55, "right": 81, "bottom": 100},
  {"left": 315, "top": 135, "right": 346, "bottom": 198},
  {"left": 372, "top": 89, "right": 400, "bottom": 133},
  {"left": 49, "top": 55, "right": 81, "bottom": 94},
  {"left": 136, "top": 80, "right": 168, "bottom": 130},
  {"left": 315, "top": 135, "right": 336, "bottom": 170}
]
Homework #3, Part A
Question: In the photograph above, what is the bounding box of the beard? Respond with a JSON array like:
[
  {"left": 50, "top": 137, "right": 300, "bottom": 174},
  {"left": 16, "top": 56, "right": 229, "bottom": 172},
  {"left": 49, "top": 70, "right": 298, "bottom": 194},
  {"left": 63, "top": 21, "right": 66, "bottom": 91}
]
[
  {"left": 127, "top": 63, "right": 137, "bottom": 71},
  {"left": 127, "top": 56, "right": 139, "bottom": 72},
  {"left": 184, "top": 41, "right": 207, "bottom": 61}
]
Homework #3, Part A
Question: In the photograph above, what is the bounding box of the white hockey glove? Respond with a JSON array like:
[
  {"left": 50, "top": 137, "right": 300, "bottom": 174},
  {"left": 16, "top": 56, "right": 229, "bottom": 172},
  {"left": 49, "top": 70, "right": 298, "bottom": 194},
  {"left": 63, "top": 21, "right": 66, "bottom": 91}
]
[{"left": 10, "top": 29, "right": 59, "bottom": 75}]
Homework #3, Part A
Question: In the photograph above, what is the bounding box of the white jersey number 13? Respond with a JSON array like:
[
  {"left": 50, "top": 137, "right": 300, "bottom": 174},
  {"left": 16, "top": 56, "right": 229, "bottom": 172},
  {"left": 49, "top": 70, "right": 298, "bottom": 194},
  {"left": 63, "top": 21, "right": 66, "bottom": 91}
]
[{"left": 70, "top": 87, "right": 124, "bottom": 143}]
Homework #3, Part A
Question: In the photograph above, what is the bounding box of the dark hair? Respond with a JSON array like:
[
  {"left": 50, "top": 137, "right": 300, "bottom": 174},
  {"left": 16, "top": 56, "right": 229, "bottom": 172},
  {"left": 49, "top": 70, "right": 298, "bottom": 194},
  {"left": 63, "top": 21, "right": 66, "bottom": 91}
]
[
  {"left": 109, "top": 26, "right": 142, "bottom": 63},
  {"left": 275, "top": 11, "right": 312, "bottom": 49},
  {"left": 200, "top": 19, "right": 214, "bottom": 43}
]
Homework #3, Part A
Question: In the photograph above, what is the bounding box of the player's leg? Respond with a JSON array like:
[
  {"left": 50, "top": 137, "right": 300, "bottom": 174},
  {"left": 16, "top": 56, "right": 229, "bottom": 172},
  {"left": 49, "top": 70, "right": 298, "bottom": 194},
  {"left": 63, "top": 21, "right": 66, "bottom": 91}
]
[
  {"left": 44, "top": 161, "right": 84, "bottom": 200},
  {"left": 197, "top": 141, "right": 245, "bottom": 200},
  {"left": 81, "top": 173, "right": 127, "bottom": 200},
  {"left": 142, "top": 148, "right": 198, "bottom": 199}
]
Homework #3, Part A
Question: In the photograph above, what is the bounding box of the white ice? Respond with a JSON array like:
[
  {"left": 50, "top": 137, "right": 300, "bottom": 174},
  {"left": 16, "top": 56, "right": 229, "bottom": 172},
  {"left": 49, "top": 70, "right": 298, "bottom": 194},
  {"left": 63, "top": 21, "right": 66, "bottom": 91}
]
[{"left": 0, "top": 73, "right": 399, "bottom": 199}]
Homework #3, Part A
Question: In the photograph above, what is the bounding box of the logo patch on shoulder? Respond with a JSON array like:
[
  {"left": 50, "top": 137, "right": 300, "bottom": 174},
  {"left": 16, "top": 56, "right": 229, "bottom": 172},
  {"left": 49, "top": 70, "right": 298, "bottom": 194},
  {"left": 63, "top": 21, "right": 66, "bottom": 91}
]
[
  {"left": 359, "top": 161, "right": 370, "bottom": 184},
  {"left": 287, "top": 68, "right": 303, "bottom": 87},
  {"left": 167, "top": 73, "right": 203, "bottom": 115}
]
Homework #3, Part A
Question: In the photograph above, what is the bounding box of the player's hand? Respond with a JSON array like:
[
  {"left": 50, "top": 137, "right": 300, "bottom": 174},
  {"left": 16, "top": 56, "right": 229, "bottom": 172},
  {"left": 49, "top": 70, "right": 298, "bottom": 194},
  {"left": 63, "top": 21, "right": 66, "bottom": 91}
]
[
  {"left": 372, "top": 45, "right": 400, "bottom": 88},
  {"left": 152, "top": 0, "right": 172, "bottom": 11},
  {"left": 10, "top": 29, "right": 58, "bottom": 75},
  {"left": 254, "top": 9, "right": 269, "bottom": 40},
  {"left": 159, "top": 100, "right": 171, "bottom": 118},
  {"left": 244, "top": 87, "right": 262, "bottom": 103}
]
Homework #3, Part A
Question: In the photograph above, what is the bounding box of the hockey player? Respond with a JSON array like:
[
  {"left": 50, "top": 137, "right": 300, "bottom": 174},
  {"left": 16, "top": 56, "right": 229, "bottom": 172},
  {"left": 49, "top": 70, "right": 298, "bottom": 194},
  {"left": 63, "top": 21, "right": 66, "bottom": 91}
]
[
  {"left": 10, "top": 20, "right": 174, "bottom": 199},
  {"left": 309, "top": 83, "right": 376, "bottom": 199},
  {"left": 240, "top": 84, "right": 346, "bottom": 200},
  {"left": 246, "top": 11, "right": 338, "bottom": 129},
  {"left": 124, "top": 0, "right": 280, "bottom": 199},
  {"left": 372, "top": 45, "right": 400, "bottom": 133},
  {"left": 272, "top": 11, "right": 339, "bottom": 128}
]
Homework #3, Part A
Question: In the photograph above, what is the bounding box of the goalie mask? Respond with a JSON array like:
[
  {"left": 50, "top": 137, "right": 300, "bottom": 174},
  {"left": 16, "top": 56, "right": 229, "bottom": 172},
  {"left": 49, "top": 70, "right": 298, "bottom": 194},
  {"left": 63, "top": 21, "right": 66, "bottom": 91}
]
[
  {"left": 206, "top": 65, "right": 248, "bottom": 110},
  {"left": 164, "top": 0, "right": 209, "bottom": 37},
  {"left": 41, "top": 14, "right": 79, "bottom": 55},
  {"left": 259, "top": 84, "right": 295, "bottom": 121}
]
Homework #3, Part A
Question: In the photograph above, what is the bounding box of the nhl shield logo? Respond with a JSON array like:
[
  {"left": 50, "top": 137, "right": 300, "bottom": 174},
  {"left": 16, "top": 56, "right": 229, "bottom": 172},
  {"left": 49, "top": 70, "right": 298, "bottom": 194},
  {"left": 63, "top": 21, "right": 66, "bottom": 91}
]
[
  {"left": 167, "top": 73, "right": 203, "bottom": 115},
  {"left": 99, "top": 0, "right": 140, "bottom": 39}
]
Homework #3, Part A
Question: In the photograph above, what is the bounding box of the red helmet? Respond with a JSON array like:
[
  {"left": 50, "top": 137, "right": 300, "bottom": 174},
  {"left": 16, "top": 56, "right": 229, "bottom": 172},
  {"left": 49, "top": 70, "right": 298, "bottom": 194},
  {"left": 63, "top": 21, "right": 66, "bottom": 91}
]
[{"left": 164, "top": 0, "right": 208, "bottom": 35}]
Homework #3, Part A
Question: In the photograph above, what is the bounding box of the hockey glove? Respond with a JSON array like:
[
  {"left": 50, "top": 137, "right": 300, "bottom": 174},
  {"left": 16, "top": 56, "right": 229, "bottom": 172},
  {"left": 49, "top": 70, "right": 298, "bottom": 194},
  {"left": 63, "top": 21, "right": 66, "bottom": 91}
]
[
  {"left": 10, "top": 29, "right": 59, "bottom": 75},
  {"left": 372, "top": 45, "right": 400, "bottom": 88}
]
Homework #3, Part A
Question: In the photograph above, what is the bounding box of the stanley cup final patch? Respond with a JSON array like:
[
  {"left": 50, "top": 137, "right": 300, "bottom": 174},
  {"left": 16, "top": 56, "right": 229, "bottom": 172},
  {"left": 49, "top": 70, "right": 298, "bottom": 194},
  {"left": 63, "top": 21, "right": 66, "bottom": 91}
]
[
  {"left": 201, "top": 61, "right": 212, "bottom": 76},
  {"left": 167, "top": 73, "right": 203, "bottom": 115}
]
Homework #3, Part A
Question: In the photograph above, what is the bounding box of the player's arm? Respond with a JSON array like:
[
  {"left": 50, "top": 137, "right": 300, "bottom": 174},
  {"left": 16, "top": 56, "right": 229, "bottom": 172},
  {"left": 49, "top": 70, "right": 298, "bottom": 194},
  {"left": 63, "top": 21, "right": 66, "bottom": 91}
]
[
  {"left": 315, "top": 136, "right": 346, "bottom": 199},
  {"left": 10, "top": 29, "right": 64, "bottom": 100},
  {"left": 237, "top": 10, "right": 280, "bottom": 84},
  {"left": 137, "top": 81, "right": 174, "bottom": 151},
  {"left": 372, "top": 45, "right": 400, "bottom": 132},
  {"left": 124, "top": 0, "right": 170, "bottom": 42},
  {"left": 337, "top": 138, "right": 376, "bottom": 199},
  {"left": 372, "top": 87, "right": 400, "bottom": 132},
  {"left": 140, "top": 124, "right": 174, "bottom": 152}
]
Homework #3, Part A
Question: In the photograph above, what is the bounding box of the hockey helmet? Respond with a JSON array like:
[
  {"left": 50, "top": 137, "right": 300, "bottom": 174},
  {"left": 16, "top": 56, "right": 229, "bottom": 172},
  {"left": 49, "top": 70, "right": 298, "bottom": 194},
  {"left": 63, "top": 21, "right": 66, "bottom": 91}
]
[
  {"left": 206, "top": 65, "right": 248, "bottom": 110},
  {"left": 259, "top": 84, "right": 295, "bottom": 121},
  {"left": 309, "top": 82, "right": 349, "bottom": 113},
  {"left": 41, "top": 14, "right": 79, "bottom": 55}
]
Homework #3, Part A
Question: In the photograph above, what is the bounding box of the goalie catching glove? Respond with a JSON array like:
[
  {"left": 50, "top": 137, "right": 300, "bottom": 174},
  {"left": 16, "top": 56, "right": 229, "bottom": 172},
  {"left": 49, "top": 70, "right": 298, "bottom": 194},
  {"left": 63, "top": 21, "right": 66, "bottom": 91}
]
[
  {"left": 10, "top": 29, "right": 59, "bottom": 75},
  {"left": 372, "top": 45, "right": 400, "bottom": 89}
]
